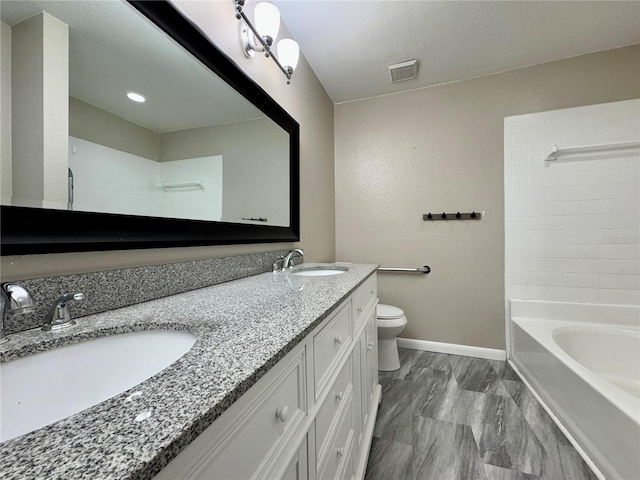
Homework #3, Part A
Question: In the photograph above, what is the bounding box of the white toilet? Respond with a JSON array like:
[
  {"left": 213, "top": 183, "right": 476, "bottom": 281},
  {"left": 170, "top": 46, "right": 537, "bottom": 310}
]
[{"left": 376, "top": 304, "right": 407, "bottom": 371}]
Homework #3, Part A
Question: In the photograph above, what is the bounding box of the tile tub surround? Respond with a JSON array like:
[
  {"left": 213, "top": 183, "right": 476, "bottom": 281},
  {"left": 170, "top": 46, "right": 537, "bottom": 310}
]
[
  {"left": 366, "top": 348, "right": 598, "bottom": 480},
  {"left": 0, "top": 263, "right": 378, "bottom": 479},
  {"left": 504, "top": 99, "right": 640, "bottom": 308},
  {"left": 3, "top": 250, "right": 290, "bottom": 335}
]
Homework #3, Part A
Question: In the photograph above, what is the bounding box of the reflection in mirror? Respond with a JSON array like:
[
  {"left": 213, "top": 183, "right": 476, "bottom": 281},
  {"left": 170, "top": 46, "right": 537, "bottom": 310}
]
[{"left": 0, "top": 0, "right": 290, "bottom": 227}]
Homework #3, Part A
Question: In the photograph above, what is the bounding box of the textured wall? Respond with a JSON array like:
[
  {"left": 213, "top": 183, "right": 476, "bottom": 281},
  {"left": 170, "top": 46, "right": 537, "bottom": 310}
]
[
  {"left": 2, "top": 1, "right": 335, "bottom": 281},
  {"left": 335, "top": 46, "right": 640, "bottom": 350},
  {"left": 69, "top": 97, "right": 160, "bottom": 160},
  {"left": 1, "top": 22, "right": 11, "bottom": 204}
]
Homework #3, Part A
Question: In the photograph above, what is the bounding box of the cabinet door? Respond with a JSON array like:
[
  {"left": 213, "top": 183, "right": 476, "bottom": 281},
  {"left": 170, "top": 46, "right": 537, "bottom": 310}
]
[
  {"left": 281, "top": 436, "right": 308, "bottom": 480},
  {"left": 358, "top": 328, "right": 370, "bottom": 431},
  {"left": 366, "top": 310, "right": 378, "bottom": 406},
  {"left": 154, "top": 348, "right": 306, "bottom": 480},
  {"left": 350, "top": 342, "right": 363, "bottom": 451}
]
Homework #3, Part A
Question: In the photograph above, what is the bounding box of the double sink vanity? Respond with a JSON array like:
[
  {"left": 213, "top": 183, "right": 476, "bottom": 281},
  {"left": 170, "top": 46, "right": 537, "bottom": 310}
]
[
  {"left": 0, "top": 1, "right": 378, "bottom": 477},
  {"left": 0, "top": 263, "right": 380, "bottom": 480}
]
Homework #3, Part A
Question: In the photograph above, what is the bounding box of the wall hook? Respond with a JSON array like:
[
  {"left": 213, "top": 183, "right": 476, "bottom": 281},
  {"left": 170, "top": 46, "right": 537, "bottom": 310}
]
[{"left": 422, "top": 211, "right": 483, "bottom": 221}]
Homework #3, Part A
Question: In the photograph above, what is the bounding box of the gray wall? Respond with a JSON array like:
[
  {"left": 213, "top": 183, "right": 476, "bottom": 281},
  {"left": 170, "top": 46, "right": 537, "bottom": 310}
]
[
  {"left": 335, "top": 45, "right": 640, "bottom": 350},
  {"left": 1, "top": 1, "right": 336, "bottom": 280},
  {"left": 69, "top": 97, "right": 160, "bottom": 160},
  {"left": 1, "top": 22, "right": 11, "bottom": 204},
  {"left": 160, "top": 118, "right": 290, "bottom": 227}
]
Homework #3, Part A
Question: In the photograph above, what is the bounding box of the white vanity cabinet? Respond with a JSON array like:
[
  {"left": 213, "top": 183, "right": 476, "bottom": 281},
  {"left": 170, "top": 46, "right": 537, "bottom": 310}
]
[
  {"left": 155, "top": 273, "right": 380, "bottom": 480},
  {"left": 282, "top": 436, "right": 309, "bottom": 480}
]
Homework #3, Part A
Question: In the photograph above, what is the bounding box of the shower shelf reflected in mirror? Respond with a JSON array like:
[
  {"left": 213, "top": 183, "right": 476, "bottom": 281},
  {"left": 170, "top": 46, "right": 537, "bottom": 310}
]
[{"left": 160, "top": 182, "right": 205, "bottom": 191}]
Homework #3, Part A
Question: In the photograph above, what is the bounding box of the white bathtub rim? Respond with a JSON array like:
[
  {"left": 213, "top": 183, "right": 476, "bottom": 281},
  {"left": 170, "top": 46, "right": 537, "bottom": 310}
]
[
  {"left": 512, "top": 316, "right": 640, "bottom": 426},
  {"left": 510, "top": 298, "right": 640, "bottom": 327}
]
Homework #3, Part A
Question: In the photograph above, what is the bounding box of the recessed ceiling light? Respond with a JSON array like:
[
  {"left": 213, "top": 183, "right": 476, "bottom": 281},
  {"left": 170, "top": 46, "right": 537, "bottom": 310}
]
[{"left": 126, "top": 92, "right": 146, "bottom": 103}]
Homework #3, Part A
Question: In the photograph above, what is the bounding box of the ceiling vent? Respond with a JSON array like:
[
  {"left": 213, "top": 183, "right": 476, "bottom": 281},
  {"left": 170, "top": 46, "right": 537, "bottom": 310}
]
[{"left": 388, "top": 59, "right": 418, "bottom": 83}]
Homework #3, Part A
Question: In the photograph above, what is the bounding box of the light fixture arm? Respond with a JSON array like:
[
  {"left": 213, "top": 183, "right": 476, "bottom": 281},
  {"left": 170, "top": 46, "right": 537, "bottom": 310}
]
[{"left": 235, "top": 0, "right": 294, "bottom": 84}]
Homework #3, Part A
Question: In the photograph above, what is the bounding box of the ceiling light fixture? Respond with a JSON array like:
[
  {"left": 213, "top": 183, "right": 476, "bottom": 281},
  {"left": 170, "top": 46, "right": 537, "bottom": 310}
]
[
  {"left": 126, "top": 92, "right": 146, "bottom": 103},
  {"left": 235, "top": 0, "right": 300, "bottom": 84}
]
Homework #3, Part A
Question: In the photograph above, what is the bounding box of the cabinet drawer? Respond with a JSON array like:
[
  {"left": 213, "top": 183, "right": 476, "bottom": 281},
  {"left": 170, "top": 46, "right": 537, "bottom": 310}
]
[
  {"left": 156, "top": 349, "right": 306, "bottom": 480},
  {"left": 314, "top": 302, "right": 352, "bottom": 399},
  {"left": 315, "top": 358, "right": 352, "bottom": 467},
  {"left": 318, "top": 398, "right": 353, "bottom": 480},
  {"left": 338, "top": 436, "right": 354, "bottom": 480},
  {"left": 352, "top": 275, "right": 377, "bottom": 330}
]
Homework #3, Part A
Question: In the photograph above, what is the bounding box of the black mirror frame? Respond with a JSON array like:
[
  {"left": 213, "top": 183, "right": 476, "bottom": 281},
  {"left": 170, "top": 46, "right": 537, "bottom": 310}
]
[{"left": 0, "top": 0, "right": 300, "bottom": 256}]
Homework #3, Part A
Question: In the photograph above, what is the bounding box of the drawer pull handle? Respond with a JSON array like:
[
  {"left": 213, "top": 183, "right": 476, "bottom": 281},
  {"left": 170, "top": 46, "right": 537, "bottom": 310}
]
[
  {"left": 371, "top": 290, "right": 375, "bottom": 295},
  {"left": 337, "top": 446, "right": 345, "bottom": 458},
  {"left": 357, "top": 307, "right": 363, "bottom": 314},
  {"left": 367, "top": 343, "right": 373, "bottom": 351},
  {"left": 335, "top": 391, "right": 344, "bottom": 401},
  {"left": 276, "top": 406, "right": 290, "bottom": 423},
  {"left": 335, "top": 335, "right": 343, "bottom": 345}
]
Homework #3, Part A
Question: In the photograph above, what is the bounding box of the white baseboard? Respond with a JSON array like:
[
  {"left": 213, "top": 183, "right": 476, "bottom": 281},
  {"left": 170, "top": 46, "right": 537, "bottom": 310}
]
[{"left": 396, "top": 338, "right": 507, "bottom": 361}]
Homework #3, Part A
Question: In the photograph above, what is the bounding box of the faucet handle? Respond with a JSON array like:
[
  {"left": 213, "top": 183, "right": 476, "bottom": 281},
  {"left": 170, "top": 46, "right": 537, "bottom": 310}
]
[
  {"left": 55, "top": 292, "right": 85, "bottom": 305},
  {"left": 43, "top": 292, "right": 85, "bottom": 331}
]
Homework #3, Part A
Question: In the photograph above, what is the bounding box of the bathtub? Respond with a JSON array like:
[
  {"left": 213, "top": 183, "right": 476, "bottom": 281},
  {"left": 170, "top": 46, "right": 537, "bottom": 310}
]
[{"left": 509, "top": 300, "right": 640, "bottom": 480}]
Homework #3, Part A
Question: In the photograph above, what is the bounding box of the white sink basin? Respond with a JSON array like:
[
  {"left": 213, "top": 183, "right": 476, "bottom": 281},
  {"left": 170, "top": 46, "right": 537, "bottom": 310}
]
[
  {"left": 292, "top": 268, "right": 347, "bottom": 277},
  {"left": 0, "top": 330, "right": 196, "bottom": 442}
]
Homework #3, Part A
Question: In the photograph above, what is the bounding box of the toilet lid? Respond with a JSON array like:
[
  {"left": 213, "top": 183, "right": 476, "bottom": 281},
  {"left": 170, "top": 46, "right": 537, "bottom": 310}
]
[{"left": 377, "top": 304, "right": 405, "bottom": 319}]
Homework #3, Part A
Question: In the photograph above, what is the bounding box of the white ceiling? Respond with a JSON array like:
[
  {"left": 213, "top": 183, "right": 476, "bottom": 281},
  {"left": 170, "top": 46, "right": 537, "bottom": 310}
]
[
  {"left": 274, "top": 1, "right": 640, "bottom": 104},
  {"left": 1, "top": 1, "right": 264, "bottom": 133}
]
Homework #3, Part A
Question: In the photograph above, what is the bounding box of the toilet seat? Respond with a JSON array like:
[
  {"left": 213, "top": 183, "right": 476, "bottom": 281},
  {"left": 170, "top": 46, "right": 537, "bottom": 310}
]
[{"left": 377, "top": 304, "right": 404, "bottom": 320}]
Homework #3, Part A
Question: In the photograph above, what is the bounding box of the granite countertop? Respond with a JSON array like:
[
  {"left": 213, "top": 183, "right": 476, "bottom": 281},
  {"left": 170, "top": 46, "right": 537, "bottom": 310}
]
[{"left": 0, "top": 263, "right": 378, "bottom": 480}]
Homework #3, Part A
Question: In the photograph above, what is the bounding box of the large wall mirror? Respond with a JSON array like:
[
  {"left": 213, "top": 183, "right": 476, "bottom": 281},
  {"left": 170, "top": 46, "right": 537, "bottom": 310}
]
[{"left": 0, "top": 0, "right": 300, "bottom": 255}]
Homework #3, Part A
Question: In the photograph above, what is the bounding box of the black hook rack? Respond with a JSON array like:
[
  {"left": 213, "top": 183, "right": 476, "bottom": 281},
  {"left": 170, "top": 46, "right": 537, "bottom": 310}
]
[{"left": 423, "top": 211, "right": 483, "bottom": 221}]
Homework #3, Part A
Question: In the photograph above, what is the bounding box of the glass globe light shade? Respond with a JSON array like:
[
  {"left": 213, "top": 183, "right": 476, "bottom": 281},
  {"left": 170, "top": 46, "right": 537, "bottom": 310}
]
[
  {"left": 254, "top": 2, "right": 280, "bottom": 43},
  {"left": 277, "top": 38, "right": 299, "bottom": 71}
]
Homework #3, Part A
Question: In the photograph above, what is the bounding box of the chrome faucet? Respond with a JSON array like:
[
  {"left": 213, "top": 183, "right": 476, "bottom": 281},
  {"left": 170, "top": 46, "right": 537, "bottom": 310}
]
[
  {"left": 43, "top": 292, "right": 85, "bottom": 331},
  {"left": 1, "top": 283, "right": 36, "bottom": 344},
  {"left": 282, "top": 248, "right": 304, "bottom": 269}
]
